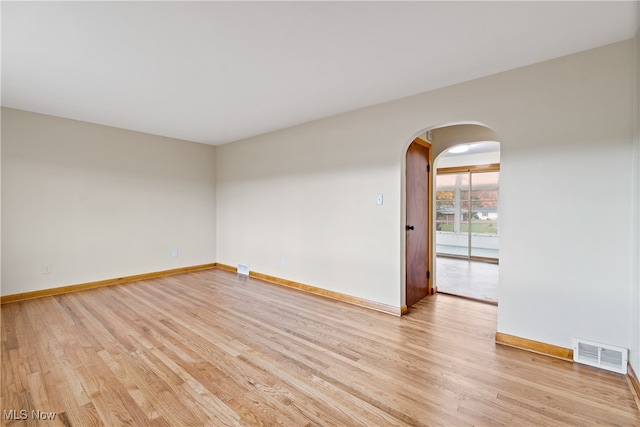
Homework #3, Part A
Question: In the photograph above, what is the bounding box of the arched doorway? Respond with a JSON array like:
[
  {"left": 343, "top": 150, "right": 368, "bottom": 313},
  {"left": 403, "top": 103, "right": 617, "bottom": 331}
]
[
  {"left": 404, "top": 123, "right": 500, "bottom": 309},
  {"left": 434, "top": 141, "right": 501, "bottom": 303}
]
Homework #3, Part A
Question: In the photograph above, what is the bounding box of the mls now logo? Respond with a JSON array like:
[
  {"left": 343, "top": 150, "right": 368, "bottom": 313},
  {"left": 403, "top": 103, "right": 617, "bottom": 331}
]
[{"left": 4, "top": 409, "right": 57, "bottom": 420}]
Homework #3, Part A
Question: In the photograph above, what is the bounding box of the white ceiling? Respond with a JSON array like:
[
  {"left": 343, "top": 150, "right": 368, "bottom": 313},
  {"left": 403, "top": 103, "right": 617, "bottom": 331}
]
[
  {"left": 2, "top": 1, "right": 638, "bottom": 146},
  {"left": 441, "top": 141, "right": 501, "bottom": 157}
]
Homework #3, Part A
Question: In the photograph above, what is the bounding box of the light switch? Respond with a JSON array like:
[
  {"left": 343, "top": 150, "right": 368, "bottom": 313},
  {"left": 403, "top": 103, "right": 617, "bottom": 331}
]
[{"left": 376, "top": 194, "right": 383, "bottom": 206}]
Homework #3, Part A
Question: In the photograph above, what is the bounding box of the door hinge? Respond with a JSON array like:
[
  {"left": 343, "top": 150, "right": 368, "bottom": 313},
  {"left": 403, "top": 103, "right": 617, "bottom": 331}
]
[
  {"left": 427, "top": 164, "right": 431, "bottom": 173},
  {"left": 427, "top": 271, "right": 431, "bottom": 279}
]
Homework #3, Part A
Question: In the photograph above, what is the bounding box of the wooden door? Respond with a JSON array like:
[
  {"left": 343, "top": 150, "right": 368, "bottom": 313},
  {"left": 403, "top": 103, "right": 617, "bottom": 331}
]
[{"left": 406, "top": 138, "right": 432, "bottom": 307}]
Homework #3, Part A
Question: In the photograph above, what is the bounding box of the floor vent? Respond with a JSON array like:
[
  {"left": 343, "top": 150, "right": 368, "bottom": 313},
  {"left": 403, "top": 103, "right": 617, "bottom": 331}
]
[
  {"left": 237, "top": 263, "right": 250, "bottom": 276},
  {"left": 573, "top": 338, "right": 627, "bottom": 374}
]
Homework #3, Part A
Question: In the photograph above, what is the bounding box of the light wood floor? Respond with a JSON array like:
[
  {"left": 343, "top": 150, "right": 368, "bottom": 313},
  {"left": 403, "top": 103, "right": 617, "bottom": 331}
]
[
  {"left": 436, "top": 257, "right": 499, "bottom": 303},
  {"left": 2, "top": 269, "right": 639, "bottom": 426}
]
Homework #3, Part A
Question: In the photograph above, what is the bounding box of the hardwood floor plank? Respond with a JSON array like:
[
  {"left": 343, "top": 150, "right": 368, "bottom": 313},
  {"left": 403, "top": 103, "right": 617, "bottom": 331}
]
[
  {"left": 105, "top": 282, "right": 310, "bottom": 426},
  {"left": 2, "top": 269, "right": 639, "bottom": 426},
  {"left": 60, "top": 402, "right": 103, "bottom": 427}
]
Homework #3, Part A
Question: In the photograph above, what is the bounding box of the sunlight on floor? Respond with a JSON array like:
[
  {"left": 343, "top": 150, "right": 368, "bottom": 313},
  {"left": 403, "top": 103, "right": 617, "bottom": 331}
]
[{"left": 436, "top": 256, "right": 498, "bottom": 302}]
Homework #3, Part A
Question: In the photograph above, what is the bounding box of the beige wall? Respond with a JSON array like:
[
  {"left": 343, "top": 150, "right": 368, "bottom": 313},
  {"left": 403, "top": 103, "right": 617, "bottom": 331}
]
[
  {"left": 215, "top": 117, "right": 402, "bottom": 305},
  {"left": 436, "top": 150, "right": 500, "bottom": 169},
  {"left": 630, "top": 11, "right": 640, "bottom": 375},
  {"left": 217, "top": 40, "right": 635, "bottom": 354},
  {"left": 1, "top": 108, "right": 217, "bottom": 296},
  {"left": 431, "top": 124, "right": 499, "bottom": 158}
]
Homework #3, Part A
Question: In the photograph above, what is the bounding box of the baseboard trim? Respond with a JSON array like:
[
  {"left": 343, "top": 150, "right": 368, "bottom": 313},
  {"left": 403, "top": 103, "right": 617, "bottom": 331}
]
[
  {"left": 628, "top": 363, "right": 640, "bottom": 411},
  {"left": 495, "top": 332, "right": 574, "bottom": 361},
  {"left": 3, "top": 262, "right": 405, "bottom": 316},
  {"left": 216, "top": 263, "right": 404, "bottom": 316},
  {"left": 0, "top": 263, "right": 217, "bottom": 304},
  {"left": 215, "top": 263, "right": 237, "bottom": 273}
]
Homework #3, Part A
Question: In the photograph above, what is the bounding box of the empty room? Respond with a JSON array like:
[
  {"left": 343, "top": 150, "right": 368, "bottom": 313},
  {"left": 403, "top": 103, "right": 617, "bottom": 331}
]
[{"left": 2, "top": 1, "right": 640, "bottom": 426}]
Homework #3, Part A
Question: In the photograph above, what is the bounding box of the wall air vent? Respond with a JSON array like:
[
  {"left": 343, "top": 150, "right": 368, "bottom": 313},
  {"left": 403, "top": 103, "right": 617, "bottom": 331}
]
[
  {"left": 573, "top": 338, "right": 627, "bottom": 374},
  {"left": 237, "top": 263, "right": 250, "bottom": 276}
]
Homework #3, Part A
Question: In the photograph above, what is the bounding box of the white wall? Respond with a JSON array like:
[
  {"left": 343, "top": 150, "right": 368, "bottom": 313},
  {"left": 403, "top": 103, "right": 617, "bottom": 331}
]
[
  {"left": 215, "top": 118, "right": 402, "bottom": 306},
  {"left": 630, "top": 12, "right": 640, "bottom": 375},
  {"left": 436, "top": 151, "right": 500, "bottom": 169},
  {"left": 1, "top": 108, "right": 217, "bottom": 296},
  {"left": 216, "top": 39, "right": 635, "bottom": 352}
]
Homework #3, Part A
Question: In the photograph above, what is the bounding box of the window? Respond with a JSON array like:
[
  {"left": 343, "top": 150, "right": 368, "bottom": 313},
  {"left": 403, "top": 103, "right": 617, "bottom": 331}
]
[{"left": 436, "top": 167, "right": 499, "bottom": 260}]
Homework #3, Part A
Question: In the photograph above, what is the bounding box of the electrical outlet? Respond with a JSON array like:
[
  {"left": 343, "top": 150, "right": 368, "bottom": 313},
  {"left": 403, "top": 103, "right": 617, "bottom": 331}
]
[
  {"left": 280, "top": 257, "right": 287, "bottom": 266},
  {"left": 42, "top": 264, "right": 53, "bottom": 275},
  {"left": 171, "top": 249, "right": 178, "bottom": 258}
]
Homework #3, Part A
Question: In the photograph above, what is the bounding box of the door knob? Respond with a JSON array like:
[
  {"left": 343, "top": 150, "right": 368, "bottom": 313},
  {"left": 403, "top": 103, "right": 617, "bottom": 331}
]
[{"left": 406, "top": 225, "right": 415, "bottom": 230}]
